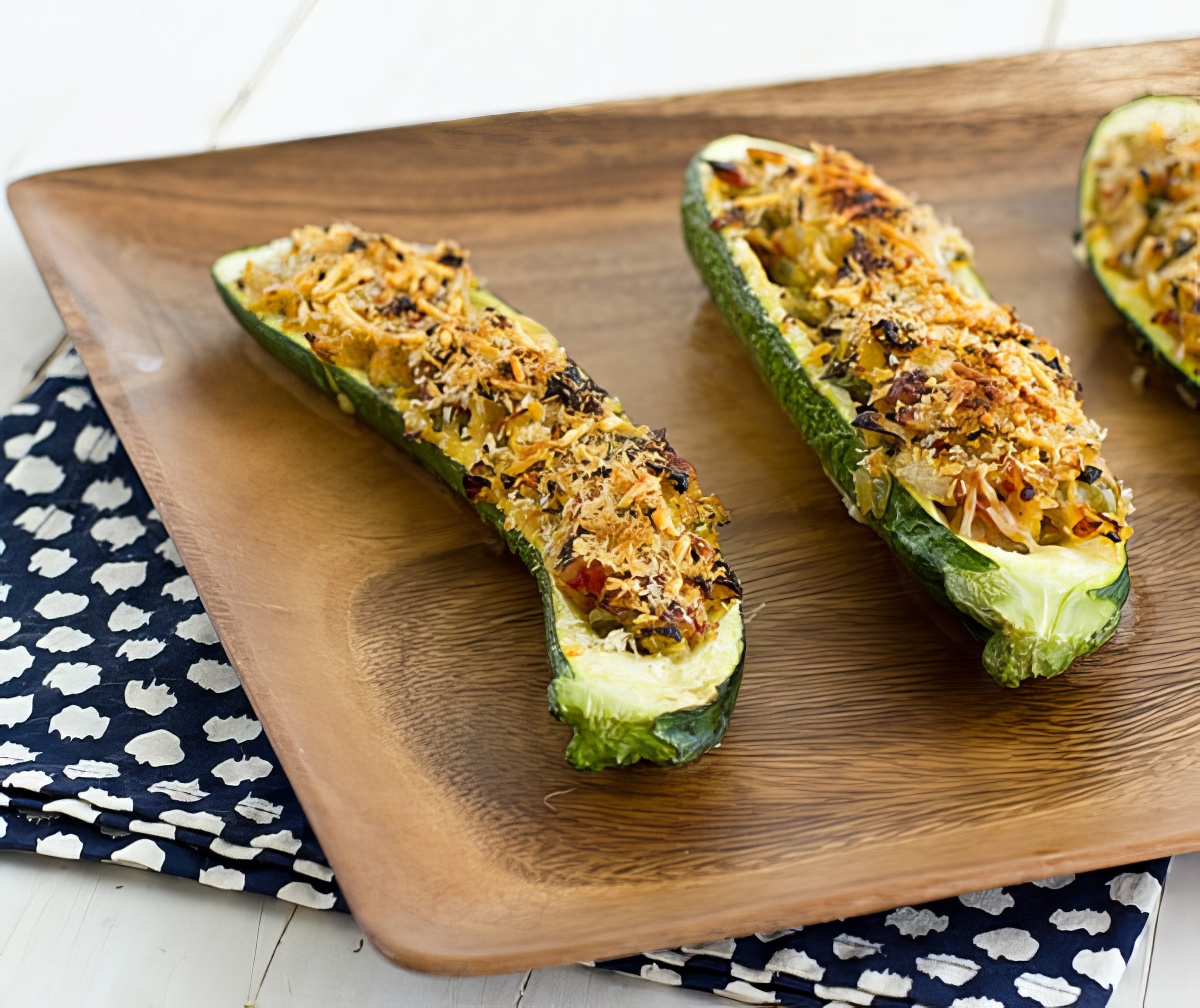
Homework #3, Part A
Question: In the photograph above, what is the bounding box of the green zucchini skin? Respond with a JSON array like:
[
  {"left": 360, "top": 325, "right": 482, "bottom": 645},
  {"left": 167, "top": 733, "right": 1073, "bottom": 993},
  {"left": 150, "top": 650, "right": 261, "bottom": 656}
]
[
  {"left": 213, "top": 250, "right": 744, "bottom": 770},
  {"left": 683, "top": 144, "right": 1128, "bottom": 686},
  {"left": 1078, "top": 94, "right": 1200, "bottom": 403}
]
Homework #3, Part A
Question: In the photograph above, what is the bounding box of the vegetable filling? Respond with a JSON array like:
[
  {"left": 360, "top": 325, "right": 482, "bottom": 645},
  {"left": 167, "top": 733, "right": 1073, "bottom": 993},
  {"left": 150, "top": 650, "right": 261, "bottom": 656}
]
[
  {"left": 237, "top": 224, "right": 740, "bottom": 655},
  {"left": 1084, "top": 117, "right": 1200, "bottom": 371},
  {"left": 706, "top": 144, "right": 1132, "bottom": 555}
]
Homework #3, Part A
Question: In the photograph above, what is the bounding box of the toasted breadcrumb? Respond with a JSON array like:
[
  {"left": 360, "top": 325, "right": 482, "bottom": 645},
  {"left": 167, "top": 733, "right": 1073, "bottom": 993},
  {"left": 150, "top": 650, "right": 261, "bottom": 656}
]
[
  {"left": 240, "top": 224, "right": 739, "bottom": 653},
  {"left": 708, "top": 144, "right": 1131, "bottom": 553}
]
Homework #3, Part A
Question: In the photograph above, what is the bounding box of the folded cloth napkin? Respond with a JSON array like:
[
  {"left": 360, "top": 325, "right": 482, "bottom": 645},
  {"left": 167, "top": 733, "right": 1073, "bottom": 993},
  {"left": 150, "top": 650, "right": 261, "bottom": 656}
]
[
  {"left": 0, "top": 350, "right": 344, "bottom": 910},
  {"left": 0, "top": 348, "right": 1168, "bottom": 1007}
]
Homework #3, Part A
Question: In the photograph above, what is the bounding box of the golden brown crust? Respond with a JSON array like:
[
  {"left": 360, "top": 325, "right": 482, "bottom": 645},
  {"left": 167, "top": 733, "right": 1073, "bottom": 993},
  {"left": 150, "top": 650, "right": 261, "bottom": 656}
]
[
  {"left": 709, "top": 144, "right": 1132, "bottom": 553},
  {"left": 240, "top": 224, "right": 739, "bottom": 653}
]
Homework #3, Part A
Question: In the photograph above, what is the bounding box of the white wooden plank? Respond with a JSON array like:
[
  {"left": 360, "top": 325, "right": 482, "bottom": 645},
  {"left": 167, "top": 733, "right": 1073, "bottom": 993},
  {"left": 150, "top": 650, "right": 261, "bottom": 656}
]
[
  {"left": 247, "top": 892, "right": 301, "bottom": 1000},
  {"left": 250, "top": 904, "right": 525, "bottom": 1007},
  {"left": 0, "top": 852, "right": 272, "bottom": 1005},
  {"left": 521, "top": 964, "right": 720, "bottom": 1007},
  {"left": 0, "top": 0, "right": 309, "bottom": 407},
  {"left": 1055, "top": 0, "right": 1200, "bottom": 49},
  {"left": 1144, "top": 853, "right": 1200, "bottom": 1008},
  {"left": 0, "top": 213, "right": 61, "bottom": 408},
  {"left": 0, "top": 852, "right": 533, "bottom": 1007},
  {"left": 0, "top": 843, "right": 1174, "bottom": 1008},
  {"left": 0, "top": 1, "right": 308, "bottom": 179},
  {"left": 219, "top": 0, "right": 1056, "bottom": 149}
]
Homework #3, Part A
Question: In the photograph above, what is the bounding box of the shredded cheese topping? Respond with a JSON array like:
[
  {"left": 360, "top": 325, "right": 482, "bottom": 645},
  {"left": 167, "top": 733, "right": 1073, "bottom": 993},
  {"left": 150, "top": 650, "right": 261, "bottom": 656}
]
[
  {"left": 708, "top": 144, "right": 1131, "bottom": 554},
  {"left": 238, "top": 224, "right": 740, "bottom": 655},
  {"left": 1086, "top": 117, "right": 1200, "bottom": 370}
]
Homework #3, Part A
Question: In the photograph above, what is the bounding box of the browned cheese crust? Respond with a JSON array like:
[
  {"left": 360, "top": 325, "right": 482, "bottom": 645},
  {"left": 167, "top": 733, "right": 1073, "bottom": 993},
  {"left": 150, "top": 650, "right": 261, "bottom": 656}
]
[
  {"left": 239, "top": 224, "right": 740, "bottom": 654},
  {"left": 708, "top": 145, "right": 1132, "bottom": 554}
]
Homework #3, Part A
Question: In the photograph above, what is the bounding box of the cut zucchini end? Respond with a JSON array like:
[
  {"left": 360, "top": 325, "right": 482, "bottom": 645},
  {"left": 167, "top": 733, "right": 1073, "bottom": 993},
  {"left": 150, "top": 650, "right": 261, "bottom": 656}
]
[
  {"left": 1079, "top": 95, "right": 1200, "bottom": 396},
  {"left": 982, "top": 613, "right": 1123, "bottom": 688},
  {"left": 550, "top": 601, "right": 746, "bottom": 771},
  {"left": 946, "top": 542, "right": 1128, "bottom": 687}
]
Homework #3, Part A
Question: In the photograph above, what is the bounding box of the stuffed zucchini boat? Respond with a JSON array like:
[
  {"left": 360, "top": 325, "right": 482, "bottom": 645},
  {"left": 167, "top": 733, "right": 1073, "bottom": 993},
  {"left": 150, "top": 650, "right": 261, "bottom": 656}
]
[
  {"left": 684, "top": 136, "right": 1131, "bottom": 686},
  {"left": 213, "top": 224, "right": 744, "bottom": 770},
  {"left": 1079, "top": 94, "right": 1200, "bottom": 402}
]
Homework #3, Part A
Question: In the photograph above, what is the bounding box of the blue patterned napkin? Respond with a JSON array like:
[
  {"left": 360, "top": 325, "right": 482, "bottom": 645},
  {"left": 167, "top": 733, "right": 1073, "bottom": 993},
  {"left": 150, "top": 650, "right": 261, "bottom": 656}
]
[
  {"left": 0, "top": 350, "right": 343, "bottom": 911},
  {"left": 0, "top": 348, "right": 1168, "bottom": 1006}
]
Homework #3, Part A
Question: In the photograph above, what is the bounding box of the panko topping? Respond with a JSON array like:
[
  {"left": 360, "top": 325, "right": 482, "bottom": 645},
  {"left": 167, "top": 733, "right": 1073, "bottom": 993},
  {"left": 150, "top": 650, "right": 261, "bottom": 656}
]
[
  {"left": 1085, "top": 117, "right": 1200, "bottom": 371},
  {"left": 238, "top": 223, "right": 740, "bottom": 654},
  {"left": 707, "top": 144, "right": 1132, "bottom": 555}
]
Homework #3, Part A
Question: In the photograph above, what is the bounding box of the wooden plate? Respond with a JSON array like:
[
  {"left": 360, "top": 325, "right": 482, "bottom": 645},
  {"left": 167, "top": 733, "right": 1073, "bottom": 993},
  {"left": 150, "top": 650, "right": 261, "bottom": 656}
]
[{"left": 10, "top": 40, "right": 1200, "bottom": 976}]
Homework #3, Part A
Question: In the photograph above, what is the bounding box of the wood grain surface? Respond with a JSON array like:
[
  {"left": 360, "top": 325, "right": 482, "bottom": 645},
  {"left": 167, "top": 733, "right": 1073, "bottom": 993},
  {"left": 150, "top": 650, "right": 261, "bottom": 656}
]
[{"left": 9, "top": 39, "right": 1200, "bottom": 975}]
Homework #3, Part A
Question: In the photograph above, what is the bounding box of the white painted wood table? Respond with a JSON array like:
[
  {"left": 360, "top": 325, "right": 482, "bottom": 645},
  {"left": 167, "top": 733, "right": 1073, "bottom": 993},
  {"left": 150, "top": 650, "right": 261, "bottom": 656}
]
[
  {"left": 0, "top": 851, "right": 1189, "bottom": 1007},
  {"left": 3, "top": 4, "right": 1200, "bottom": 1004}
]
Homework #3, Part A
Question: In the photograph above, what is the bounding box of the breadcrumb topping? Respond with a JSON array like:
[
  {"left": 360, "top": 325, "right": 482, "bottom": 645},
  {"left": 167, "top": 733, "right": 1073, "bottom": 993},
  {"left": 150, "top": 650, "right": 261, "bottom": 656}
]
[
  {"left": 1086, "top": 118, "right": 1200, "bottom": 371},
  {"left": 708, "top": 144, "right": 1131, "bottom": 554},
  {"left": 238, "top": 223, "right": 739, "bottom": 654}
]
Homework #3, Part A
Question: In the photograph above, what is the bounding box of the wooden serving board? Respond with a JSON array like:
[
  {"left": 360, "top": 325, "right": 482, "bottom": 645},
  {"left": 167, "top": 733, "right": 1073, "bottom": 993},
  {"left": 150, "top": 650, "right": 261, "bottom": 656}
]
[{"left": 10, "top": 40, "right": 1200, "bottom": 975}]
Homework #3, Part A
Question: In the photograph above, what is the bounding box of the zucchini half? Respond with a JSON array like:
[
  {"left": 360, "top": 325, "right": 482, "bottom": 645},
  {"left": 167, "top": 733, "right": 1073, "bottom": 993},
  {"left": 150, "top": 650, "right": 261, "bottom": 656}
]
[
  {"left": 683, "top": 136, "right": 1129, "bottom": 686},
  {"left": 1079, "top": 94, "right": 1200, "bottom": 399},
  {"left": 214, "top": 239, "right": 744, "bottom": 771}
]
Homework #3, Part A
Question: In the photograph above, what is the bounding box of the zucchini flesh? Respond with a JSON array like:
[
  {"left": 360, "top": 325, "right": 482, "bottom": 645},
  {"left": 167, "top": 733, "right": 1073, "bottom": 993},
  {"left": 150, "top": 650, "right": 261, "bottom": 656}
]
[
  {"left": 213, "top": 236, "right": 744, "bottom": 770},
  {"left": 1079, "top": 94, "right": 1200, "bottom": 401},
  {"left": 683, "top": 136, "right": 1129, "bottom": 686}
]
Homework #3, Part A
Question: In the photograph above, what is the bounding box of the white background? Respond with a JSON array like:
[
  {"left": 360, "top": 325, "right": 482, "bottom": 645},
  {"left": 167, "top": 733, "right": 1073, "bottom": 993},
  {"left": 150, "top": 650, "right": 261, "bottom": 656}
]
[{"left": 2, "top": 2, "right": 1199, "bottom": 1005}]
